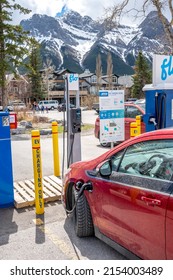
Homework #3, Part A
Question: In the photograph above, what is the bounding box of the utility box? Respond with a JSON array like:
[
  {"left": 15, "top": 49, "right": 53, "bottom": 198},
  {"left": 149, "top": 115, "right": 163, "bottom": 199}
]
[
  {"left": 143, "top": 84, "right": 173, "bottom": 132},
  {"left": 9, "top": 112, "right": 17, "bottom": 129},
  {"left": 0, "top": 111, "right": 14, "bottom": 207},
  {"left": 143, "top": 54, "right": 173, "bottom": 132}
]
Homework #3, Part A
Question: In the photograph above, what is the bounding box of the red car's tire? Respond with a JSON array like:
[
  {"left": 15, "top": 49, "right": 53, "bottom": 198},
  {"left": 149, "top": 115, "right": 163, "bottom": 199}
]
[{"left": 72, "top": 187, "right": 94, "bottom": 237}]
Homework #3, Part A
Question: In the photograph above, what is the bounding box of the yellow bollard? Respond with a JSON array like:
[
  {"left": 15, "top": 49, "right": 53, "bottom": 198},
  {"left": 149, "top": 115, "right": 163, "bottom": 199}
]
[
  {"left": 31, "top": 130, "right": 44, "bottom": 215},
  {"left": 136, "top": 115, "right": 141, "bottom": 135},
  {"left": 130, "top": 122, "right": 138, "bottom": 137},
  {"left": 52, "top": 121, "right": 60, "bottom": 177}
]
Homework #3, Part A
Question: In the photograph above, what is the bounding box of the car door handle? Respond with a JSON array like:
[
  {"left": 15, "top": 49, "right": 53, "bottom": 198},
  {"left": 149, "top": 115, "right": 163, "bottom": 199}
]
[{"left": 141, "top": 196, "right": 161, "bottom": 206}]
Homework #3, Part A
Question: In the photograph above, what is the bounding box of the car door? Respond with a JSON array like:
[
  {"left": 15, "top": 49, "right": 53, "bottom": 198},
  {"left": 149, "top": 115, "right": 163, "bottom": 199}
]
[
  {"left": 90, "top": 139, "right": 173, "bottom": 259},
  {"left": 125, "top": 104, "right": 145, "bottom": 140}
]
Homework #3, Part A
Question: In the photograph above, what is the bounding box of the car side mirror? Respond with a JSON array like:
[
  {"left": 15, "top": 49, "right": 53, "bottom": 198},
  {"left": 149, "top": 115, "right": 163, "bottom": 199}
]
[
  {"left": 99, "top": 160, "right": 112, "bottom": 177},
  {"left": 87, "top": 159, "right": 112, "bottom": 178}
]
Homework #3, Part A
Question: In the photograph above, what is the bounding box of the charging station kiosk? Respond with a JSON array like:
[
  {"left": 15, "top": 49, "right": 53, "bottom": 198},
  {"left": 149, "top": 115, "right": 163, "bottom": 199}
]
[
  {"left": 0, "top": 111, "right": 14, "bottom": 207},
  {"left": 65, "top": 74, "right": 81, "bottom": 168},
  {"left": 143, "top": 84, "right": 173, "bottom": 131},
  {"left": 143, "top": 54, "right": 173, "bottom": 132}
]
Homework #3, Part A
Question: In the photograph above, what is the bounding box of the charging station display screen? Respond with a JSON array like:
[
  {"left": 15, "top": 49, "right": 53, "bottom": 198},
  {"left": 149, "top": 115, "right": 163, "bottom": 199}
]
[{"left": 99, "top": 90, "right": 125, "bottom": 144}]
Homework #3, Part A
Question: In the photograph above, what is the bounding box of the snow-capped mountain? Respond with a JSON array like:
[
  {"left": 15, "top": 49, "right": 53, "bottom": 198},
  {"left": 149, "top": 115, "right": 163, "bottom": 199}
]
[{"left": 20, "top": 10, "right": 172, "bottom": 75}]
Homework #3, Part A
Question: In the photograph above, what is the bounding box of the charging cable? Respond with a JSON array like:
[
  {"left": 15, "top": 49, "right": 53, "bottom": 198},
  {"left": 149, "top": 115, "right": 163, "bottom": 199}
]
[{"left": 65, "top": 181, "right": 93, "bottom": 215}]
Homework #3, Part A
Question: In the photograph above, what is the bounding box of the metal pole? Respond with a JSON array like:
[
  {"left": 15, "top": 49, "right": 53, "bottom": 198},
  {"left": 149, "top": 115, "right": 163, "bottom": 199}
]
[
  {"left": 52, "top": 121, "right": 60, "bottom": 177},
  {"left": 66, "top": 75, "right": 71, "bottom": 168},
  {"left": 136, "top": 115, "right": 141, "bottom": 135},
  {"left": 31, "top": 130, "right": 44, "bottom": 215}
]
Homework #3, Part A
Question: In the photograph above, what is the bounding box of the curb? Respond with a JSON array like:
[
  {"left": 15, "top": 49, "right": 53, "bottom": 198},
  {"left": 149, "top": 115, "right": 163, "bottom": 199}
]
[{"left": 11, "top": 128, "right": 94, "bottom": 141}]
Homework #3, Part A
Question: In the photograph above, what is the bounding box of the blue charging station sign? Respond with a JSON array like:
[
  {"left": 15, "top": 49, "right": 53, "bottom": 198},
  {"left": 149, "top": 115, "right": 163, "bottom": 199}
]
[
  {"left": 153, "top": 54, "right": 173, "bottom": 85},
  {"left": 99, "top": 90, "right": 125, "bottom": 144},
  {"left": 67, "top": 74, "right": 79, "bottom": 91}
]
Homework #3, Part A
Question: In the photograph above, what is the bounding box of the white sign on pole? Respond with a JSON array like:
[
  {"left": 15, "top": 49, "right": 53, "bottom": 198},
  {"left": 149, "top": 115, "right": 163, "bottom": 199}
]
[
  {"left": 67, "top": 74, "right": 79, "bottom": 91},
  {"left": 99, "top": 90, "right": 124, "bottom": 144},
  {"left": 153, "top": 54, "right": 173, "bottom": 86}
]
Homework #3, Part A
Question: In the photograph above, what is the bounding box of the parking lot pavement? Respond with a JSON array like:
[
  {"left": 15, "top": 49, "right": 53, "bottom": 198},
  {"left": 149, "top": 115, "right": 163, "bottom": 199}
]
[{"left": 0, "top": 202, "right": 126, "bottom": 260}]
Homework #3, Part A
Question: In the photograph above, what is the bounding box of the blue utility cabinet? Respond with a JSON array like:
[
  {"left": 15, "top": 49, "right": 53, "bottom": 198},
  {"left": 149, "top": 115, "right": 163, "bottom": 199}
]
[
  {"left": 143, "top": 84, "right": 173, "bottom": 132},
  {"left": 0, "top": 111, "right": 14, "bottom": 207}
]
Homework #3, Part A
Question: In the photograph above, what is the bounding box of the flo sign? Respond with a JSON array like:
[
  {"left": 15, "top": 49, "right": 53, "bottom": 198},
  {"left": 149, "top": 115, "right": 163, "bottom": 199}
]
[
  {"left": 153, "top": 54, "right": 173, "bottom": 85},
  {"left": 67, "top": 74, "right": 79, "bottom": 90}
]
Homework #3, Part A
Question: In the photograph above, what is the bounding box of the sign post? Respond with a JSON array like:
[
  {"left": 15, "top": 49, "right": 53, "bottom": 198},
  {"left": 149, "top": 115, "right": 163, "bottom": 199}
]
[{"left": 31, "top": 130, "right": 44, "bottom": 215}]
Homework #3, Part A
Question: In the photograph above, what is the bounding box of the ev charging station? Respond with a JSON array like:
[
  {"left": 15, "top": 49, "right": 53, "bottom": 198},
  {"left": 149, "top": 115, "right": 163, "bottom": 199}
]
[
  {"left": 65, "top": 73, "right": 81, "bottom": 169},
  {"left": 143, "top": 54, "right": 173, "bottom": 132}
]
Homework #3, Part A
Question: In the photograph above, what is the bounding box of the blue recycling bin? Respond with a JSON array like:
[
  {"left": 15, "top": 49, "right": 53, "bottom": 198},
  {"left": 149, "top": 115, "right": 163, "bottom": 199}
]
[{"left": 0, "top": 111, "right": 14, "bottom": 207}]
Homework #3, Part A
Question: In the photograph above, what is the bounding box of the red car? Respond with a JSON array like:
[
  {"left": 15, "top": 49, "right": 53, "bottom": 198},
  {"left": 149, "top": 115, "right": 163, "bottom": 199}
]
[
  {"left": 63, "top": 128, "right": 173, "bottom": 259},
  {"left": 94, "top": 102, "right": 145, "bottom": 147}
]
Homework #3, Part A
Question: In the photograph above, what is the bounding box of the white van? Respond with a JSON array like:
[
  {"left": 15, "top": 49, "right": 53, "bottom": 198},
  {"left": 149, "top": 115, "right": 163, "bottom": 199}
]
[
  {"left": 38, "top": 100, "right": 59, "bottom": 110},
  {"left": 7, "top": 101, "right": 26, "bottom": 111}
]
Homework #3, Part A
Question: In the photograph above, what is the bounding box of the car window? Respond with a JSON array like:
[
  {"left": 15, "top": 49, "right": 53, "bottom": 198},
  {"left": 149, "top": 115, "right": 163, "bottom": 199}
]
[
  {"left": 138, "top": 103, "right": 145, "bottom": 112},
  {"left": 111, "top": 150, "right": 126, "bottom": 171},
  {"left": 118, "top": 140, "right": 173, "bottom": 181},
  {"left": 125, "top": 105, "right": 142, "bottom": 118}
]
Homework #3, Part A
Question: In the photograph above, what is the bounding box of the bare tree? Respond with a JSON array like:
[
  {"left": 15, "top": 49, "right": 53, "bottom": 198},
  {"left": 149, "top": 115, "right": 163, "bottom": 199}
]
[
  {"left": 102, "top": 0, "right": 173, "bottom": 52},
  {"left": 42, "top": 58, "right": 55, "bottom": 100},
  {"left": 96, "top": 54, "right": 102, "bottom": 94},
  {"left": 107, "top": 52, "right": 113, "bottom": 90}
]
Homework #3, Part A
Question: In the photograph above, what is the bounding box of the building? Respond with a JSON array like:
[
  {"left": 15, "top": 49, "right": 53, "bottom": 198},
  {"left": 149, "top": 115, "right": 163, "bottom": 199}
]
[{"left": 0, "top": 69, "right": 131, "bottom": 108}]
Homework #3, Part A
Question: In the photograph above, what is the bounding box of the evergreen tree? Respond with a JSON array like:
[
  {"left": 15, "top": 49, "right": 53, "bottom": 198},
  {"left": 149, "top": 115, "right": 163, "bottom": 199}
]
[
  {"left": 28, "top": 39, "right": 44, "bottom": 102},
  {"left": 132, "top": 51, "right": 152, "bottom": 98},
  {"left": 0, "top": 0, "right": 31, "bottom": 107}
]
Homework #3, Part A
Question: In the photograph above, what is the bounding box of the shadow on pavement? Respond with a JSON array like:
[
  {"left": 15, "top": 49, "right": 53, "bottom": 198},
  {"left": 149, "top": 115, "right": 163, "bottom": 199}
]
[
  {"left": 35, "top": 213, "right": 46, "bottom": 244},
  {"left": 63, "top": 214, "right": 126, "bottom": 260},
  {"left": 0, "top": 207, "right": 18, "bottom": 246}
]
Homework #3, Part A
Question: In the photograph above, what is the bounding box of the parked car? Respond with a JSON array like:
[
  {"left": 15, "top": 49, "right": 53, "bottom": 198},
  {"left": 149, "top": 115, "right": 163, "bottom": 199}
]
[
  {"left": 63, "top": 128, "right": 173, "bottom": 260},
  {"left": 92, "top": 102, "right": 99, "bottom": 114},
  {"left": 94, "top": 102, "right": 145, "bottom": 147},
  {"left": 126, "top": 97, "right": 138, "bottom": 103},
  {"left": 38, "top": 100, "right": 59, "bottom": 110},
  {"left": 58, "top": 103, "right": 75, "bottom": 112},
  {"left": 135, "top": 99, "right": 145, "bottom": 106},
  {"left": 6, "top": 101, "right": 26, "bottom": 111}
]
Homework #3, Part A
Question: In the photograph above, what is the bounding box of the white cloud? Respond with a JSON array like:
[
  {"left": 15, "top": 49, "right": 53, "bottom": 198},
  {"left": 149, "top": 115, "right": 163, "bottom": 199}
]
[
  {"left": 11, "top": 0, "right": 171, "bottom": 26},
  {"left": 12, "top": 0, "right": 117, "bottom": 24}
]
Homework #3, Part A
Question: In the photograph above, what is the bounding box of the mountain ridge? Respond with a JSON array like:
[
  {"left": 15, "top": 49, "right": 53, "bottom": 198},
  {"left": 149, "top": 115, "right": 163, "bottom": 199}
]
[{"left": 20, "top": 10, "right": 172, "bottom": 75}]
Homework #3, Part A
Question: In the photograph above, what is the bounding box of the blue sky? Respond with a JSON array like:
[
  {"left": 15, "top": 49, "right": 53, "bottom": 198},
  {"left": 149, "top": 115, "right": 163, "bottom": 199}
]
[{"left": 56, "top": 4, "right": 68, "bottom": 17}]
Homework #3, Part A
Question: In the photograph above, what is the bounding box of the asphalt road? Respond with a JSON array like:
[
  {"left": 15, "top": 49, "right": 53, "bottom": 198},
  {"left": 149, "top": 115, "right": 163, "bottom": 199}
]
[
  {"left": 0, "top": 203, "right": 127, "bottom": 260},
  {"left": 0, "top": 110, "right": 127, "bottom": 260}
]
